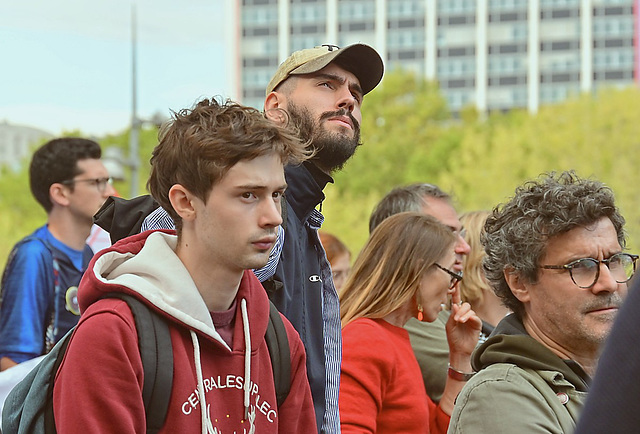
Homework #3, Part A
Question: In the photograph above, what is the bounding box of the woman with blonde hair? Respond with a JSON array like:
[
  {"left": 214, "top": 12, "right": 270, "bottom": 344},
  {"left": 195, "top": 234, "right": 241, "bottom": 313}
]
[
  {"left": 339, "top": 212, "right": 481, "bottom": 434},
  {"left": 459, "top": 211, "right": 510, "bottom": 342}
]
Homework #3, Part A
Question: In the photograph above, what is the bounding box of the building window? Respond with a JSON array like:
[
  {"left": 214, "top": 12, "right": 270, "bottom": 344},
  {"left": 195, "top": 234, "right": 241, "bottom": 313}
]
[
  {"left": 439, "top": 0, "right": 476, "bottom": 14},
  {"left": 488, "top": 0, "right": 528, "bottom": 11},
  {"left": 339, "top": 1, "right": 376, "bottom": 20},
  {"left": 388, "top": 0, "right": 424, "bottom": 18}
]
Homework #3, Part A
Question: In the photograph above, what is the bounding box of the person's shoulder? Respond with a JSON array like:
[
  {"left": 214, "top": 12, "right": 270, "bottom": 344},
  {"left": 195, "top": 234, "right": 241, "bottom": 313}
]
[
  {"left": 73, "top": 297, "right": 141, "bottom": 343},
  {"left": 6, "top": 232, "right": 52, "bottom": 264},
  {"left": 82, "top": 296, "right": 138, "bottom": 321},
  {"left": 456, "top": 363, "right": 543, "bottom": 406},
  {"left": 278, "top": 310, "right": 304, "bottom": 351},
  {"left": 343, "top": 317, "right": 385, "bottom": 334},
  {"left": 451, "top": 363, "right": 567, "bottom": 433},
  {"left": 469, "top": 362, "right": 521, "bottom": 383},
  {"left": 343, "top": 319, "right": 398, "bottom": 350},
  {"left": 341, "top": 319, "right": 400, "bottom": 376}
]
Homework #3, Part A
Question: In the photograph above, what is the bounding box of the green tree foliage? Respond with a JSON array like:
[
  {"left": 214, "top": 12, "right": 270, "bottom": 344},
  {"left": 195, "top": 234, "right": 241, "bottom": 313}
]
[
  {"left": 0, "top": 167, "right": 46, "bottom": 268},
  {"left": 334, "top": 69, "right": 452, "bottom": 195},
  {"left": 323, "top": 84, "right": 640, "bottom": 259},
  {"left": 327, "top": 69, "right": 458, "bottom": 253},
  {"left": 437, "top": 87, "right": 640, "bottom": 251}
]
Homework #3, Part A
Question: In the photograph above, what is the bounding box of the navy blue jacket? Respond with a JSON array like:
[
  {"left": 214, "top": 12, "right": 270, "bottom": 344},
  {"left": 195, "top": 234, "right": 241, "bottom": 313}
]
[{"left": 269, "top": 162, "right": 334, "bottom": 433}]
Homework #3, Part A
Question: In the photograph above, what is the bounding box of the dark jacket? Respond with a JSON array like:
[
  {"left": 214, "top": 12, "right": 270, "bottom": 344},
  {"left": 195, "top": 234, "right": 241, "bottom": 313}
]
[
  {"left": 575, "top": 277, "right": 640, "bottom": 434},
  {"left": 269, "top": 162, "right": 334, "bottom": 433},
  {"left": 448, "top": 314, "right": 590, "bottom": 433}
]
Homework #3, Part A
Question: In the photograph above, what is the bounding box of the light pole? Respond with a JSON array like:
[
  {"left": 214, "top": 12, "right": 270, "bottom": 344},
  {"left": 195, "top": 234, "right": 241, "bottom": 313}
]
[{"left": 129, "top": 4, "right": 140, "bottom": 197}]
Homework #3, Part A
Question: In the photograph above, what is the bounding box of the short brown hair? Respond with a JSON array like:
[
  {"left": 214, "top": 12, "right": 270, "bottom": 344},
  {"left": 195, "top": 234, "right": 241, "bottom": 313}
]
[{"left": 148, "top": 97, "right": 309, "bottom": 233}]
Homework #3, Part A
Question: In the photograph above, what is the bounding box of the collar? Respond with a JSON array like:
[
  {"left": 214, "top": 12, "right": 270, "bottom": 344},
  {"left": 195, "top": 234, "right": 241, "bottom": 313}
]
[
  {"left": 284, "top": 162, "right": 333, "bottom": 222},
  {"left": 476, "top": 314, "right": 591, "bottom": 391}
]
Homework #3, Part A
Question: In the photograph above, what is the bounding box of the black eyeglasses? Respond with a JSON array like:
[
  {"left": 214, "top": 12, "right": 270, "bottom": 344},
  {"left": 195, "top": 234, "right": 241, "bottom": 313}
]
[
  {"left": 61, "top": 177, "right": 113, "bottom": 194},
  {"left": 540, "top": 252, "right": 639, "bottom": 289},
  {"left": 434, "top": 263, "right": 463, "bottom": 289}
]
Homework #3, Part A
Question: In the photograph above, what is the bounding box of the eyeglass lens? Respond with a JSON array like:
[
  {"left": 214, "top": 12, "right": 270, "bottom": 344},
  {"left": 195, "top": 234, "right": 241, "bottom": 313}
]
[
  {"left": 570, "top": 253, "right": 636, "bottom": 288},
  {"left": 95, "top": 178, "right": 111, "bottom": 193}
]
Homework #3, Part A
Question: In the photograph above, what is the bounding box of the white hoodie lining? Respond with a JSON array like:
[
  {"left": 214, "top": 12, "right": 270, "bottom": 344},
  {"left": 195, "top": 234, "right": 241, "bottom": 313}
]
[{"left": 93, "top": 232, "right": 230, "bottom": 350}]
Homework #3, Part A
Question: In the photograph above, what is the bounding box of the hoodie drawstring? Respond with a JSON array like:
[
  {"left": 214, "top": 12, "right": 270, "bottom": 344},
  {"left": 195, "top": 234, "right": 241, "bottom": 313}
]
[
  {"left": 241, "top": 298, "right": 251, "bottom": 420},
  {"left": 189, "top": 298, "right": 252, "bottom": 433},
  {"left": 190, "top": 331, "right": 215, "bottom": 434}
]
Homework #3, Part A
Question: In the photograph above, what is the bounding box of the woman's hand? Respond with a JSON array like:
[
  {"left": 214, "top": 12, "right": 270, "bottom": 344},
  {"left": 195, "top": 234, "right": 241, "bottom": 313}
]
[
  {"left": 438, "top": 287, "right": 484, "bottom": 418},
  {"left": 445, "top": 287, "right": 482, "bottom": 364}
]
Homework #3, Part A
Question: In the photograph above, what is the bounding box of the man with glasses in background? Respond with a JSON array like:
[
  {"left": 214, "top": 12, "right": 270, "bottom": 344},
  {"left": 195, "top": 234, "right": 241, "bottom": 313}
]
[
  {"left": 368, "top": 183, "right": 471, "bottom": 404},
  {"left": 0, "top": 138, "right": 115, "bottom": 370},
  {"left": 448, "top": 170, "right": 636, "bottom": 433}
]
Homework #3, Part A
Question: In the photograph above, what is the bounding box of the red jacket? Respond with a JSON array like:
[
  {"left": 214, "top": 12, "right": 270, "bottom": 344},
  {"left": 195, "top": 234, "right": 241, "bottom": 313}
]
[
  {"left": 53, "top": 230, "right": 316, "bottom": 433},
  {"left": 340, "top": 318, "right": 450, "bottom": 434}
]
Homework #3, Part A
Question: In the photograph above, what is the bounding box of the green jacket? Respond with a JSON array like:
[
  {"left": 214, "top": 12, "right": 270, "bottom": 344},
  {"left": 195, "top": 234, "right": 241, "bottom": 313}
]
[{"left": 448, "top": 314, "right": 590, "bottom": 434}]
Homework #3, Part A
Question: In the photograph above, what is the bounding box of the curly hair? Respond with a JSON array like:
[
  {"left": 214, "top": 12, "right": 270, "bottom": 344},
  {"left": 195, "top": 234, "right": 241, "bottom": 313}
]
[
  {"left": 340, "top": 212, "right": 456, "bottom": 327},
  {"left": 29, "top": 137, "right": 102, "bottom": 213},
  {"left": 482, "top": 171, "right": 626, "bottom": 318},
  {"left": 148, "top": 97, "right": 310, "bottom": 233}
]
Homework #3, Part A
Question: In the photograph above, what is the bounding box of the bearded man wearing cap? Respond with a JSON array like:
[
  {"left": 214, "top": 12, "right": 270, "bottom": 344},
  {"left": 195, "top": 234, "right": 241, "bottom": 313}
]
[{"left": 262, "top": 43, "right": 384, "bottom": 433}]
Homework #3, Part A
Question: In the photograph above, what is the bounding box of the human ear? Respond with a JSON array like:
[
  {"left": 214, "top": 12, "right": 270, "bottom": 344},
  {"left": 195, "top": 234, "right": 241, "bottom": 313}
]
[
  {"left": 168, "top": 185, "right": 196, "bottom": 222},
  {"left": 504, "top": 266, "right": 531, "bottom": 303},
  {"left": 49, "top": 183, "right": 70, "bottom": 207},
  {"left": 264, "top": 93, "right": 288, "bottom": 125}
]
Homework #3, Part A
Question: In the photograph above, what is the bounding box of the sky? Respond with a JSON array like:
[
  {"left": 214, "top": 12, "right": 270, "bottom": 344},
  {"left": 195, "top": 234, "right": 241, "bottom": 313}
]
[{"left": 0, "top": 0, "right": 233, "bottom": 137}]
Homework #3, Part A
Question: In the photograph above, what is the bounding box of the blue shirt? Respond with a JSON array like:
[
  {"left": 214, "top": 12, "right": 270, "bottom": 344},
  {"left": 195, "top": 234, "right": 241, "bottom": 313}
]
[
  {"left": 0, "top": 226, "right": 92, "bottom": 362},
  {"left": 308, "top": 208, "right": 342, "bottom": 433}
]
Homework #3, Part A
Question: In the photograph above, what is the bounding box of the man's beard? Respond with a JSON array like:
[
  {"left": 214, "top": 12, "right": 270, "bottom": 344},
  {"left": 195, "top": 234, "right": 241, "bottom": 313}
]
[{"left": 287, "top": 102, "right": 361, "bottom": 173}]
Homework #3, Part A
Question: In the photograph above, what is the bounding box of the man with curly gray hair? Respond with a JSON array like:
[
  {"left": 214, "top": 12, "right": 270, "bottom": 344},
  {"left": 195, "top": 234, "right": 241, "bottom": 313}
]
[{"left": 448, "top": 171, "right": 637, "bottom": 434}]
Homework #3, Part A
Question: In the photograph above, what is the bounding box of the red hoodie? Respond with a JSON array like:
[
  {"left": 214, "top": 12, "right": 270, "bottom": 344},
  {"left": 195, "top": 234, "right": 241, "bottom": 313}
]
[{"left": 53, "top": 230, "right": 316, "bottom": 434}]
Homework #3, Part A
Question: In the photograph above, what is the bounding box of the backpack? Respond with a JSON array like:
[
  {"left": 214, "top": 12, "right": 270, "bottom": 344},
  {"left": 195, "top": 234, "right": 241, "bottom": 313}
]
[{"left": 2, "top": 293, "right": 291, "bottom": 434}]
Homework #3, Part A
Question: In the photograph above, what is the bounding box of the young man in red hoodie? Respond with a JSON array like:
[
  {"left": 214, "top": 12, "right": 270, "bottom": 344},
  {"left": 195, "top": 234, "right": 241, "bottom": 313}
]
[{"left": 53, "top": 98, "right": 317, "bottom": 433}]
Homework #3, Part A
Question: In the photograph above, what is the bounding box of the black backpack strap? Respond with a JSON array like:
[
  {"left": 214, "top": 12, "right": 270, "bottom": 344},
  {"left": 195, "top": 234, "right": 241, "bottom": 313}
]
[
  {"left": 39, "top": 294, "right": 171, "bottom": 434},
  {"left": 109, "top": 293, "right": 173, "bottom": 434},
  {"left": 265, "top": 300, "right": 291, "bottom": 407}
]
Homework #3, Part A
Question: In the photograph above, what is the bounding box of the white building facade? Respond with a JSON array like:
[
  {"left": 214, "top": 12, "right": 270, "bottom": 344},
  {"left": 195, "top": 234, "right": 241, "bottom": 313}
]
[{"left": 235, "top": 0, "right": 639, "bottom": 114}]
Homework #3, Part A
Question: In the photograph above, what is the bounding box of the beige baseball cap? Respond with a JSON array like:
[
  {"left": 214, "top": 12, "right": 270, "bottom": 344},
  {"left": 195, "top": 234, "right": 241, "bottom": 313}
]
[{"left": 265, "top": 43, "right": 384, "bottom": 96}]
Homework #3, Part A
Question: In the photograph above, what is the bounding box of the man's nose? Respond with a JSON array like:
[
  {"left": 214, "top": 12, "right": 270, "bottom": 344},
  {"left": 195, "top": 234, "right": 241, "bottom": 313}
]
[
  {"left": 336, "top": 88, "right": 356, "bottom": 113},
  {"left": 261, "top": 198, "right": 283, "bottom": 228}
]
